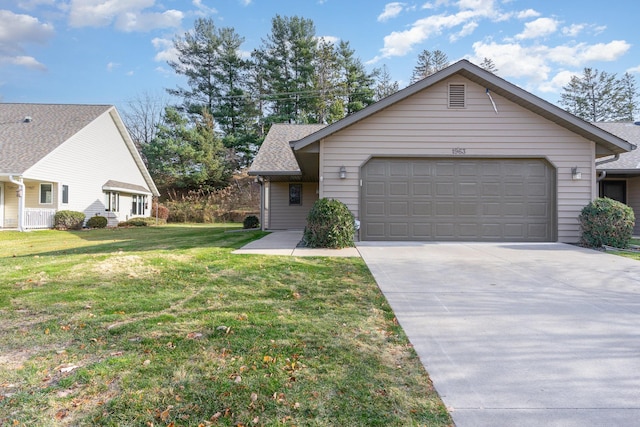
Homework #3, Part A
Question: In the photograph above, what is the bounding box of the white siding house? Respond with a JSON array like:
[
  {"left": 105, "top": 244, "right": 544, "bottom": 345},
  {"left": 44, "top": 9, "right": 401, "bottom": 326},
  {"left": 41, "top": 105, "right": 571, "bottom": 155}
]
[{"left": 0, "top": 104, "right": 159, "bottom": 230}]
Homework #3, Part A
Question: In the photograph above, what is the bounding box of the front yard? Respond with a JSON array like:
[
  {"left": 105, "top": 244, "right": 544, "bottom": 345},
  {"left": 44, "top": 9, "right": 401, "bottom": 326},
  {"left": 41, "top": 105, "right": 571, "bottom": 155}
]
[{"left": 0, "top": 225, "right": 451, "bottom": 426}]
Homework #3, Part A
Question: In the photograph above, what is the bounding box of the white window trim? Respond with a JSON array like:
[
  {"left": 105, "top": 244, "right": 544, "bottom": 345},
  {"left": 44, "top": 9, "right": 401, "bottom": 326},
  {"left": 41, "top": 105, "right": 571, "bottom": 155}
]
[{"left": 40, "top": 183, "right": 53, "bottom": 205}]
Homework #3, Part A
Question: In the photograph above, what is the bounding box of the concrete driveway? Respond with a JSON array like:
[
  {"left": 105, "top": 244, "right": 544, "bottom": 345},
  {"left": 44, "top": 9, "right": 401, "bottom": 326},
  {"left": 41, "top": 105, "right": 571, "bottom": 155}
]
[{"left": 357, "top": 242, "right": 640, "bottom": 427}]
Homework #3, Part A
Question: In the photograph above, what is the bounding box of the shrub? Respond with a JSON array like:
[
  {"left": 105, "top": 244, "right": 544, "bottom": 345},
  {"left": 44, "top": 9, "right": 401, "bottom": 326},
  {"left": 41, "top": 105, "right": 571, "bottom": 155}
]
[
  {"left": 303, "top": 198, "right": 355, "bottom": 249},
  {"left": 86, "top": 215, "right": 108, "bottom": 229},
  {"left": 152, "top": 202, "right": 170, "bottom": 220},
  {"left": 54, "top": 210, "right": 85, "bottom": 230},
  {"left": 579, "top": 197, "right": 635, "bottom": 248},
  {"left": 118, "top": 219, "right": 149, "bottom": 227},
  {"left": 243, "top": 215, "right": 260, "bottom": 229}
]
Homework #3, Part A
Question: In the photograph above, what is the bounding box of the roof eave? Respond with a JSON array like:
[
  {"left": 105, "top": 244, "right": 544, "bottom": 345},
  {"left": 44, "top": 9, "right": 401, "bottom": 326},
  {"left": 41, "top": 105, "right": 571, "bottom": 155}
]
[{"left": 248, "top": 170, "right": 302, "bottom": 176}]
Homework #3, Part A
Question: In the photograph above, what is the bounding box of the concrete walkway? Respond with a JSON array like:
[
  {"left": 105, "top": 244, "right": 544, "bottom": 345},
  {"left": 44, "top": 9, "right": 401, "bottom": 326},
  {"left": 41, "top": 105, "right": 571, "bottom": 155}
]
[
  {"left": 232, "top": 230, "right": 360, "bottom": 257},
  {"left": 357, "top": 242, "right": 640, "bottom": 427}
]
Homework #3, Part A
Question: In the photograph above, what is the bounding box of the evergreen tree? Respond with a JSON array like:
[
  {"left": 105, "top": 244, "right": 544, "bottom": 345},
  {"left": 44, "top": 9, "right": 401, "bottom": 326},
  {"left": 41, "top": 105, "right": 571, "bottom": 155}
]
[
  {"left": 311, "top": 37, "right": 341, "bottom": 123},
  {"left": 479, "top": 57, "right": 499, "bottom": 73},
  {"left": 258, "top": 15, "right": 318, "bottom": 124},
  {"left": 143, "top": 108, "right": 229, "bottom": 195},
  {"left": 336, "top": 40, "right": 376, "bottom": 115},
  {"left": 560, "top": 68, "right": 632, "bottom": 122},
  {"left": 410, "top": 49, "right": 449, "bottom": 83},
  {"left": 374, "top": 64, "right": 399, "bottom": 101},
  {"left": 619, "top": 72, "right": 639, "bottom": 121}
]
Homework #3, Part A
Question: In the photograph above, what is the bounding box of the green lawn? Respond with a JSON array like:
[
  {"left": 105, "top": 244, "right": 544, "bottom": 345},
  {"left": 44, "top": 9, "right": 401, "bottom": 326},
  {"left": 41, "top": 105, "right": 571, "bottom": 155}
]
[{"left": 0, "top": 225, "right": 451, "bottom": 426}]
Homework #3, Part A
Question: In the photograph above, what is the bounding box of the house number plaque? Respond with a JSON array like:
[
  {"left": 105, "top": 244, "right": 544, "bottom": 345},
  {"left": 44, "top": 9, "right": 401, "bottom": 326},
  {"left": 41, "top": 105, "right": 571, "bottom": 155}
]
[{"left": 452, "top": 147, "right": 466, "bottom": 155}]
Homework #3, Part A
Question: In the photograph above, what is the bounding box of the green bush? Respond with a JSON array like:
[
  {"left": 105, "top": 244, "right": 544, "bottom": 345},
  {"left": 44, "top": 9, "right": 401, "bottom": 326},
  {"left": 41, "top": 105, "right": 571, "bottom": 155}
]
[
  {"left": 86, "top": 215, "right": 108, "bottom": 229},
  {"left": 243, "top": 215, "right": 260, "bottom": 229},
  {"left": 579, "top": 197, "right": 635, "bottom": 248},
  {"left": 54, "top": 210, "right": 85, "bottom": 230},
  {"left": 303, "top": 198, "right": 355, "bottom": 249},
  {"left": 118, "top": 219, "right": 149, "bottom": 227}
]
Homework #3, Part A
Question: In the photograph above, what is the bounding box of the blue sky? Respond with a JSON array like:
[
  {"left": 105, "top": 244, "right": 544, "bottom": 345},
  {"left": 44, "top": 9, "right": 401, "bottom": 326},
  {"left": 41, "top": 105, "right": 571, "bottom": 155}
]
[{"left": 1, "top": 0, "right": 638, "bottom": 115}]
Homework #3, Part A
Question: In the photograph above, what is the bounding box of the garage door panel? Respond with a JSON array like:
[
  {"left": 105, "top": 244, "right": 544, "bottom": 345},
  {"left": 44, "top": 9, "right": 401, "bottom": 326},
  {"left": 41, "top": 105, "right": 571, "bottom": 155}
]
[{"left": 361, "top": 158, "right": 554, "bottom": 241}]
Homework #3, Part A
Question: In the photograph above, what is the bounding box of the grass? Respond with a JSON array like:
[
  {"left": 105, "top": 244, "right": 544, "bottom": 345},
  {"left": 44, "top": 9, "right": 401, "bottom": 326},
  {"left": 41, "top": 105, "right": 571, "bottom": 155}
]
[
  {"left": 0, "top": 225, "right": 451, "bottom": 426},
  {"left": 608, "top": 238, "right": 640, "bottom": 261}
]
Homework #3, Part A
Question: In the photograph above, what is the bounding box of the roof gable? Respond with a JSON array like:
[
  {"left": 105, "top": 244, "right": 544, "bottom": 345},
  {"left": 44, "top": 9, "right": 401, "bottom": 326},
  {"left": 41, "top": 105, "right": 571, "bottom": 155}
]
[
  {"left": 291, "top": 60, "right": 635, "bottom": 155},
  {"left": 0, "top": 103, "right": 111, "bottom": 174}
]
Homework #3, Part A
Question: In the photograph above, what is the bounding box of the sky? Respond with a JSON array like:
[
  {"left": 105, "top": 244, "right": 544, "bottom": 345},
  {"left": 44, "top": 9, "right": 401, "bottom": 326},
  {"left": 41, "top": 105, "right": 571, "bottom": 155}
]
[{"left": 1, "top": 0, "right": 639, "bottom": 116}]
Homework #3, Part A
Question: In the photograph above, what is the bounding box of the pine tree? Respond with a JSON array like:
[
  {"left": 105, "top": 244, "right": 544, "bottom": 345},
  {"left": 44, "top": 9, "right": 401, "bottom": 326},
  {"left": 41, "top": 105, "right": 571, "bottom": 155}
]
[
  {"left": 619, "top": 72, "right": 639, "bottom": 121},
  {"left": 560, "top": 68, "right": 631, "bottom": 122},
  {"left": 410, "top": 49, "right": 449, "bottom": 83},
  {"left": 336, "top": 40, "right": 376, "bottom": 115},
  {"left": 479, "top": 57, "right": 498, "bottom": 73},
  {"left": 374, "top": 64, "right": 399, "bottom": 101}
]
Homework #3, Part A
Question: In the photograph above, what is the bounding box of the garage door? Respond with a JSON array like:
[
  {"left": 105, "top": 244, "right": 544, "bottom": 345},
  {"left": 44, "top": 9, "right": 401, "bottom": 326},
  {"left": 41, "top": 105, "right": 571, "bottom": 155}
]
[{"left": 361, "top": 158, "right": 555, "bottom": 241}]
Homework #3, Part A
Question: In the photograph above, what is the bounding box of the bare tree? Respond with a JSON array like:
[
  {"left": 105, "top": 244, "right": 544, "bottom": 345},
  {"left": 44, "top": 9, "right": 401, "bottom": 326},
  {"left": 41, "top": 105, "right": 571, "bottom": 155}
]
[{"left": 121, "top": 91, "right": 168, "bottom": 155}]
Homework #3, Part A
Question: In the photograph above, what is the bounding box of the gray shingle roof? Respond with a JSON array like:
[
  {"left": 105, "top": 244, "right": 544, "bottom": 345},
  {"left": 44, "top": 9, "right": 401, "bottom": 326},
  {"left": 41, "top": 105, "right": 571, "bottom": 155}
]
[
  {"left": 249, "top": 123, "right": 326, "bottom": 174},
  {"left": 593, "top": 123, "right": 640, "bottom": 170},
  {"left": 0, "top": 103, "right": 112, "bottom": 174}
]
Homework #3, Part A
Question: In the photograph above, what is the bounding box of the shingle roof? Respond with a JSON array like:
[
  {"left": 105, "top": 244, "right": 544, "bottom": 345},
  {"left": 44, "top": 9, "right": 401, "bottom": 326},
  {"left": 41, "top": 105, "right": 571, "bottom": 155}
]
[
  {"left": 103, "top": 180, "right": 152, "bottom": 194},
  {"left": 249, "top": 123, "right": 326, "bottom": 174},
  {"left": 0, "top": 103, "right": 112, "bottom": 174},
  {"left": 593, "top": 123, "right": 640, "bottom": 171}
]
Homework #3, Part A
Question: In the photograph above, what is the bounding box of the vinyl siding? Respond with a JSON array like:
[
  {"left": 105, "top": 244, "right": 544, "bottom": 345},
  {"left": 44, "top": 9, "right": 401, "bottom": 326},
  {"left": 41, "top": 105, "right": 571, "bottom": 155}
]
[
  {"left": 268, "top": 182, "right": 318, "bottom": 230},
  {"left": 319, "top": 76, "right": 596, "bottom": 243},
  {"left": 24, "top": 110, "right": 152, "bottom": 224},
  {"left": 629, "top": 177, "right": 640, "bottom": 236}
]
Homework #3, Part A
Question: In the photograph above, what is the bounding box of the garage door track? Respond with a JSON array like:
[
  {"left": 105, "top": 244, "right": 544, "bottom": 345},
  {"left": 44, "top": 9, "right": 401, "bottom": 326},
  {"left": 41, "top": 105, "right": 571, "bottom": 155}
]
[{"left": 357, "top": 242, "right": 640, "bottom": 427}]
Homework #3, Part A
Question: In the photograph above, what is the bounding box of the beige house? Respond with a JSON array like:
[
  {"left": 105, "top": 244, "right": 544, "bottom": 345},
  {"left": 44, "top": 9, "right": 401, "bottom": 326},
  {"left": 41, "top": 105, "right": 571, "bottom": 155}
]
[
  {"left": 0, "top": 103, "right": 159, "bottom": 230},
  {"left": 249, "top": 60, "right": 636, "bottom": 242},
  {"left": 594, "top": 122, "right": 640, "bottom": 236}
]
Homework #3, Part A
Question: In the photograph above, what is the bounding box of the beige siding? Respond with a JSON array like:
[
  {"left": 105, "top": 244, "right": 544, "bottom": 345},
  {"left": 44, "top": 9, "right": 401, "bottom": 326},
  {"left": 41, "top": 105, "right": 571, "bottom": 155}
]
[
  {"left": 629, "top": 177, "right": 640, "bottom": 236},
  {"left": 320, "top": 76, "right": 596, "bottom": 243},
  {"left": 25, "top": 111, "right": 151, "bottom": 223},
  {"left": 268, "top": 182, "right": 318, "bottom": 230}
]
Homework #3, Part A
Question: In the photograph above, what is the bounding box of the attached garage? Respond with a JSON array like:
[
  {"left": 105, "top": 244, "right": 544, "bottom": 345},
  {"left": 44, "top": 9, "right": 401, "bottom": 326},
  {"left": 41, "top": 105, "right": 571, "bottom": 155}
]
[{"left": 361, "top": 158, "right": 555, "bottom": 241}]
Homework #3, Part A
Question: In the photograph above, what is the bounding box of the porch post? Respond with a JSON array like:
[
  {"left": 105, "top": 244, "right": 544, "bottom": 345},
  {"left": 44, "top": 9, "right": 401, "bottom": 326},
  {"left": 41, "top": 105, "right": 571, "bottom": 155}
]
[{"left": 9, "top": 175, "right": 25, "bottom": 232}]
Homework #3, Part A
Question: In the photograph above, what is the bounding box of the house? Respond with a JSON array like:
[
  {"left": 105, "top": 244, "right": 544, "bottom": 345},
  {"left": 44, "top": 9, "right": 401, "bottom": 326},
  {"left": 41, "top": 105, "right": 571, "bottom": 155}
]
[
  {"left": 0, "top": 103, "right": 159, "bottom": 230},
  {"left": 594, "top": 122, "right": 640, "bottom": 236},
  {"left": 248, "top": 60, "right": 635, "bottom": 242}
]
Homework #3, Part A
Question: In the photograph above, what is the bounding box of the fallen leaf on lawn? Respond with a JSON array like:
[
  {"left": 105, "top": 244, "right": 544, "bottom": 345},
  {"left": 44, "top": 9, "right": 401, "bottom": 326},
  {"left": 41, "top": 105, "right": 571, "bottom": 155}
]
[
  {"left": 44, "top": 328, "right": 50, "bottom": 335},
  {"left": 252, "top": 417, "right": 259, "bottom": 424},
  {"left": 263, "top": 355, "right": 274, "bottom": 363},
  {"left": 187, "top": 332, "right": 203, "bottom": 339},
  {"left": 250, "top": 392, "right": 258, "bottom": 402},
  {"left": 234, "top": 375, "right": 242, "bottom": 383},
  {"left": 160, "top": 407, "right": 171, "bottom": 422},
  {"left": 54, "top": 409, "right": 68, "bottom": 420},
  {"left": 143, "top": 359, "right": 151, "bottom": 366},
  {"left": 110, "top": 351, "right": 124, "bottom": 357},
  {"left": 211, "top": 412, "right": 222, "bottom": 421},
  {"left": 58, "top": 364, "right": 79, "bottom": 373}
]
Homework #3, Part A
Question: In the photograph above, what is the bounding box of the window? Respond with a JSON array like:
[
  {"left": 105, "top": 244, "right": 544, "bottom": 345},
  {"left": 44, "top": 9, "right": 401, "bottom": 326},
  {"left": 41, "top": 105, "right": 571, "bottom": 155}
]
[
  {"left": 600, "top": 180, "right": 627, "bottom": 204},
  {"left": 62, "top": 185, "right": 69, "bottom": 204},
  {"left": 132, "top": 195, "right": 147, "bottom": 215},
  {"left": 105, "top": 191, "right": 119, "bottom": 212},
  {"left": 289, "top": 184, "right": 302, "bottom": 206},
  {"left": 40, "top": 183, "right": 53, "bottom": 204}
]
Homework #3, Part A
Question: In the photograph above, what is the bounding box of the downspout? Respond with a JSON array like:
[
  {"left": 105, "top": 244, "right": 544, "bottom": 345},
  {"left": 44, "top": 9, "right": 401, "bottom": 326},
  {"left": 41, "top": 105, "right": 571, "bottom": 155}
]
[
  {"left": 9, "top": 175, "right": 25, "bottom": 232},
  {"left": 594, "top": 154, "right": 619, "bottom": 183}
]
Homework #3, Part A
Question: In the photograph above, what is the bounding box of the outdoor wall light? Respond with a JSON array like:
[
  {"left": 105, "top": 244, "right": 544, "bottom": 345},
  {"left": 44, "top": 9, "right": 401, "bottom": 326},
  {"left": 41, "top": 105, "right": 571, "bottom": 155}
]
[
  {"left": 339, "top": 166, "right": 347, "bottom": 179},
  {"left": 571, "top": 166, "right": 582, "bottom": 180}
]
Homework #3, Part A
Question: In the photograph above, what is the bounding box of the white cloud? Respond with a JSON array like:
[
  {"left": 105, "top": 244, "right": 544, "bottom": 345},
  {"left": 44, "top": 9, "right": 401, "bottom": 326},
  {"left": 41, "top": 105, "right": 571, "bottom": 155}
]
[
  {"left": 538, "top": 70, "right": 576, "bottom": 93},
  {"left": 68, "top": 0, "right": 184, "bottom": 31},
  {"left": 317, "top": 35, "right": 340, "bottom": 45},
  {"left": 515, "top": 17, "right": 559, "bottom": 40},
  {"left": 562, "top": 23, "right": 585, "bottom": 37},
  {"left": 152, "top": 37, "right": 178, "bottom": 63},
  {"left": 17, "top": 0, "right": 56, "bottom": 10},
  {"left": 450, "top": 21, "right": 478, "bottom": 42},
  {"left": 193, "top": 0, "right": 218, "bottom": 16},
  {"left": 627, "top": 65, "right": 640, "bottom": 74},
  {"left": 3, "top": 55, "right": 47, "bottom": 71},
  {"left": 378, "top": 2, "right": 405, "bottom": 22},
  {"left": 547, "top": 40, "right": 631, "bottom": 66},
  {"left": 372, "top": 0, "right": 507, "bottom": 61},
  {"left": 0, "top": 10, "right": 54, "bottom": 70},
  {"left": 516, "top": 9, "right": 540, "bottom": 19},
  {"left": 106, "top": 61, "right": 120, "bottom": 72}
]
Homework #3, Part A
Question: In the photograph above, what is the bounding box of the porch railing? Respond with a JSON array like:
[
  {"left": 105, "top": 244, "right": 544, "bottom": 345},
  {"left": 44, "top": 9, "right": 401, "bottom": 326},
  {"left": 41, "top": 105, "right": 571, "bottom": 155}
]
[{"left": 24, "top": 208, "right": 56, "bottom": 229}]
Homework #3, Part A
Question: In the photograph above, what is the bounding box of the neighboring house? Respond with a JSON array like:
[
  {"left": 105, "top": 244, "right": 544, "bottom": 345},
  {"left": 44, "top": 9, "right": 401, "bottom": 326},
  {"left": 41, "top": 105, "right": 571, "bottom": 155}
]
[
  {"left": 0, "top": 103, "right": 159, "bottom": 230},
  {"left": 249, "top": 60, "right": 637, "bottom": 243},
  {"left": 593, "top": 122, "right": 640, "bottom": 236}
]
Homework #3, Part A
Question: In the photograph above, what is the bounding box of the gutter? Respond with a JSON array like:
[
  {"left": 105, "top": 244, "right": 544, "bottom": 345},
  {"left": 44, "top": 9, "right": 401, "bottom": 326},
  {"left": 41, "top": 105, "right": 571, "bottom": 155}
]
[
  {"left": 595, "top": 154, "right": 620, "bottom": 167},
  {"left": 8, "top": 175, "right": 25, "bottom": 232}
]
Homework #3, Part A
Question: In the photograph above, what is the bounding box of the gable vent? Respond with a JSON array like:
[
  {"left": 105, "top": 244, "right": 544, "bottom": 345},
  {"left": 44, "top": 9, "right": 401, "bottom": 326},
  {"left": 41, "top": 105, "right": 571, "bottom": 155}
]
[{"left": 448, "top": 84, "right": 466, "bottom": 108}]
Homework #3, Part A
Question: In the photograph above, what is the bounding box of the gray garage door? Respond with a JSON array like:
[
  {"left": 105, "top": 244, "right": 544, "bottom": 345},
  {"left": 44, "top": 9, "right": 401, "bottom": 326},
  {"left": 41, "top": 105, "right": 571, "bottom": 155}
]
[{"left": 361, "top": 158, "right": 555, "bottom": 241}]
